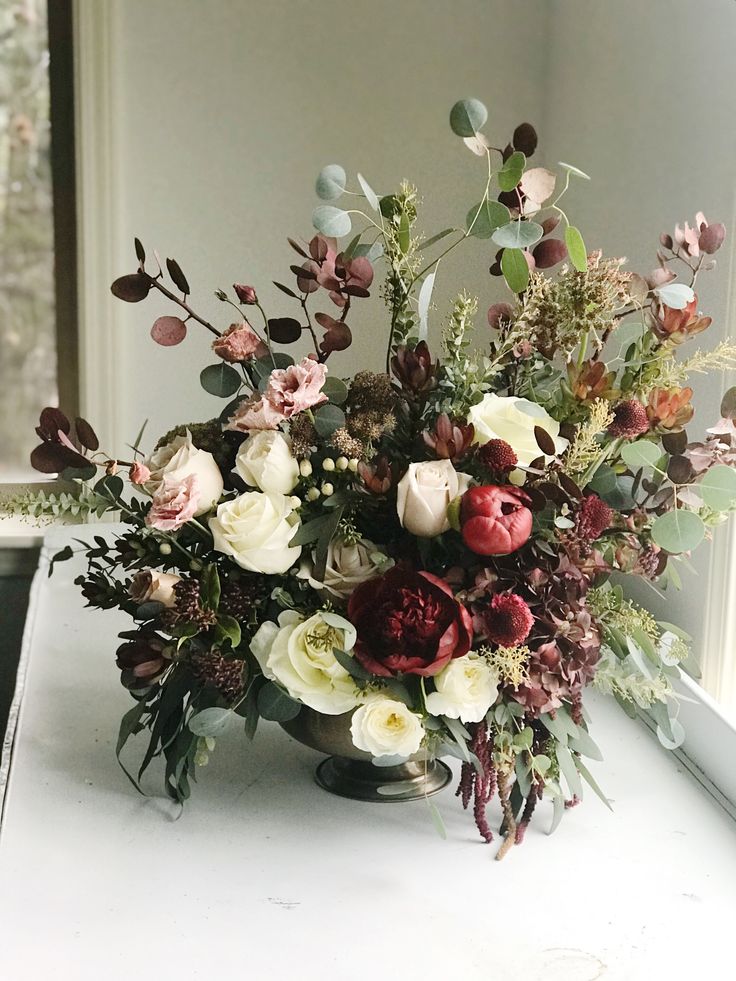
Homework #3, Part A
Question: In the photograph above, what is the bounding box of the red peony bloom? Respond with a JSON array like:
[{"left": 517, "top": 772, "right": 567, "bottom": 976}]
[
  {"left": 348, "top": 567, "right": 473, "bottom": 677},
  {"left": 460, "top": 485, "right": 533, "bottom": 556},
  {"left": 482, "top": 593, "right": 534, "bottom": 646}
]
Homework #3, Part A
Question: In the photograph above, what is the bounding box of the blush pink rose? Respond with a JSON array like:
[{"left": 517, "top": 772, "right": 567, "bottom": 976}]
[
  {"left": 146, "top": 474, "right": 200, "bottom": 531},
  {"left": 212, "top": 323, "right": 267, "bottom": 363},
  {"left": 264, "top": 357, "right": 328, "bottom": 418},
  {"left": 129, "top": 461, "right": 151, "bottom": 485}
]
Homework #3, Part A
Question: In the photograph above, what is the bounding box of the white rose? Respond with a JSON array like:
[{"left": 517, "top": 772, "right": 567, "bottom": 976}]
[
  {"left": 425, "top": 654, "right": 500, "bottom": 723},
  {"left": 396, "top": 460, "right": 471, "bottom": 538},
  {"left": 145, "top": 431, "right": 224, "bottom": 515},
  {"left": 209, "top": 491, "right": 301, "bottom": 574},
  {"left": 297, "top": 538, "right": 392, "bottom": 601},
  {"left": 250, "top": 610, "right": 360, "bottom": 715},
  {"left": 128, "top": 569, "right": 181, "bottom": 608},
  {"left": 235, "top": 430, "right": 299, "bottom": 495},
  {"left": 468, "top": 394, "right": 568, "bottom": 466},
  {"left": 350, "top": 697, "right": 425, "bottom": 759}
]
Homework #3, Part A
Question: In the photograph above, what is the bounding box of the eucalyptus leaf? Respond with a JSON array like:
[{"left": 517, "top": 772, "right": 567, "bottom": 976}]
[
  {"left": 313, "top": 403, "right": 346, "bottom": 438},
  {"left": 565, "top": 225, "right": 587, "bottom": 272},
  {"left": 188, "top": 707, "right": 232, "bottom": 738},
  {"left": 321, "top": 376, "right": 349, "bottom": 405},
  {"left": 466, "top": 200, "right": 509, "bottom": 239},
  {"left": 556, "top": 745, "right": 583, "bottom": 799},
  {"left": 699, "top": 464, "right": 736, "bottom": 511},
  {"left": 200, "top": 363, "right": 241, "bottom": 398},
  {"left": 549, "top": 795, "right": 566, "bottom": 835},
  {"left": 620, "top": 439, "right": 662, "bottom": 470},
  {"left": 357, "top": 173, "right": 380, "bottom": 211},
  {"left": 657, "top": 718, "right": 685, "bottom": 750},
  {"left": 497, "top": 150, "right": 525, "bottom": 192},
  {"left": 417, "top": 272, "right": 436, "bottom": 342},
  {"left": 568, "top": 728, "right": 604, "bottom": 761},
  {"left": 655, "top": 282, "right": 695, "bottom": 310},
  {"left": 449, "top": 98, "right": 487, "bottom": 137},
  {"left": 492, "top": 220, "right": 543, "bottom": 250},
  {"left": 312, "top": 205, "right": 352, "bottom": 238},
  {"left": 315, "top": 164, "right": 347, "bottom": 201},
  {"left": 257, "top": 682, "right": 301, "bottom": 722},
  {"left": 558, "top": 161, "right": 591, "bottom": 180},
  {"left": 576, "top": 759, "right": 613, "bottom": 810},
  {"left": 651, "top": 509, "right": 705, "bottom": 554},
  {"left": 419, "top": 228, "right": 455, "bottom": 251},
  {"left": 501, "top": 247, "right": 529, "bottom": 293}
]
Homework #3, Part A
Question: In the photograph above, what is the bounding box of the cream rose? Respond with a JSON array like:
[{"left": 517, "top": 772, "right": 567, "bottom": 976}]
[
  {"left": 209, "top": 491, "right": 301, "bottom": 574},
  {"left": 250, "top": 610, "right": 360, "bottom": 714},
  {"left": 350, "top": 697, "right": 425, "bottom": 759},
  {"left": 396, "top": 460, "right": 471, "bottom": 538},
  {"left": 468, "top": 394, "right": 568, "bottom": 466},
  {"left": 235, "top": 430, "right": 299, "bottom": 495},
  {"left": 425, "top": 653, "right": 500, "bottom": 723},
  {"left": 144, "top": 431, "right": 224, "bottom": 515},
  {"left": 297, "top": 538, "right": 392, "bottom": 601},
  {"left": 128, "top": 569, "right": 182, "bottom": 608}
]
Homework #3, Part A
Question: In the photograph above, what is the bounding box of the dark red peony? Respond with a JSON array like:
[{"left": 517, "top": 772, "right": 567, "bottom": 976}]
[
  {"left": 460, "top": 485, "right": 533, "bottom": 556},
  {"left": 348, "top": 567, "right": 473, "bottom": 677}
]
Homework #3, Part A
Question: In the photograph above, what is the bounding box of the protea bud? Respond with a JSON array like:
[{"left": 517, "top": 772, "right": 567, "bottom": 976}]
[
  {"left": 608, "top": 399, "right": 649, "bottom": 438},
  {"left": 649, "top": 295, "right": 711, "bottom": 344},
  {"left": 391, "top": 340, "right": 437, "bottom": 393},
  {"left": 568, "top": 360, "right": 616, "bottom": 402},
  {"left": 647, "top": 387, "right": 694, "bottom": 432},
  {"left": 358, "top": 456, "right": 394, "bottom": 494},
  {"left": 423, "top": 413, "right": 475, "bottom": 462}
]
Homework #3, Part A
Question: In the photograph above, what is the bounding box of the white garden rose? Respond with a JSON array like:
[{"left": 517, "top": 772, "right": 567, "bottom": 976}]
[
  {"left": 425, "top": 653, "right": 500, "bottom": 723},
  {"left": 468, "top": 394, "right": 568, "bottom": 466},
  {"left": 296, "top": 537, "right": 392, "bottom": 601},
  {"left": 209, "top": 491, "right": 301, "bottom": 574},
  {"left": 128, "top": 569, "right": 181, "bottom": 608},
  {"left": 250, "top": 610, "right": 360, "bottom": 715},
  {"left": 144, "top": 431, "right": 224, "bottom": 515},
  {"left": 350, "top": 697, "right": 425, "bottom": 759},
  {"left": 396, "top": 460, "right": 471, "bottom": 538},
  {"left": 235, "top": 430, "right": 299, "bottom": 495}
]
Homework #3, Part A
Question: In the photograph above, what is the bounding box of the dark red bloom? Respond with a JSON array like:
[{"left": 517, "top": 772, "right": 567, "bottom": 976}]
[
  {"left": 608, "top": 399, "right": 649, "bottom": 438},
  {"left": 482, "top": 593, "right": 534, "bottom": 646},
  {"left": 423, "top": 413, "right": 475, "bottom": 462},
  {"left": 575, "top": 494, "right": 612, "bottom": 542},
  {"left": 115, "top": 631, "right": 170, "bottom": 690},
  {"left": 460, "top": 485, "right": 533, "bottom": 556},
  {"left": 348, "top": 567, "right": 472, "bottom": 677},
  {"left": 477, "top": 439, "right": 518, "bottom": 473}
]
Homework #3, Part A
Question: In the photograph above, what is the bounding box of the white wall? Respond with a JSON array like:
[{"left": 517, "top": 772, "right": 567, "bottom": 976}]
[{"left": 106, "top": 0, "right": 549, "bottom": 445}]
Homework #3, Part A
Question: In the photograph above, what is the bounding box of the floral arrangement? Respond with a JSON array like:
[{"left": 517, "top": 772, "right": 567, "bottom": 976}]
[{"left": 7, "top": 97, "right": 736, "bottom": 858}]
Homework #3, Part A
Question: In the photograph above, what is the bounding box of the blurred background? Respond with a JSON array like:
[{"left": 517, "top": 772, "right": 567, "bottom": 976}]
[{"left": 1, "top": 0, "right": 736, "bottom": 727}]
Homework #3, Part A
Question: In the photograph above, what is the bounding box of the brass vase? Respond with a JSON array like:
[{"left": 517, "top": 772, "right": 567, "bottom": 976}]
[{"left": 280, "top": 706, "right": 452, "bottom": 803}]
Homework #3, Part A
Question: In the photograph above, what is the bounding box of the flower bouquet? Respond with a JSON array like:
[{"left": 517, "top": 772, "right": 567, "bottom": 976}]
[{"left": 8, "top": 97, "right": 736, "bottom": 858}]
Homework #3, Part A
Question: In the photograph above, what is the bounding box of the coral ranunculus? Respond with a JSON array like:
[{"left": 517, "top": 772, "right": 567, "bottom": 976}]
[
  {"left": 460, "top": 485, "right": 533, "bottom": 556},
  {"left": 348, "top": 567, "right": 472, "bottom": 677}
]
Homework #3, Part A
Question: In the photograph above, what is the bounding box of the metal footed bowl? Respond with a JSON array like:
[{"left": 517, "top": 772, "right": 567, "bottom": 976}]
[{"left": 280, "top": 706, "right": 452, "bottom": 803}]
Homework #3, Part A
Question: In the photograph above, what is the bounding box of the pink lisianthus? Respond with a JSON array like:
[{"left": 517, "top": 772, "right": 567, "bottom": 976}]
[
  {"left": 225, "top": 396, "right": 282, "bottom": 433},
  {"left": 146, "top": 474, "right": 200, "bottom": 531},
  {"left": 265, "top": 357, "right": 328, "bottom": 418},
  {"left": 129, "top": 461, "right": 151, "bottom": 485},
  {"left": 212, "top": 323, "right": 266, "bottom": 363}
]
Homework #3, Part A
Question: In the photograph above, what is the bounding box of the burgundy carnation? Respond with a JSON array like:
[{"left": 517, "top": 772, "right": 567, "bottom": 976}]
[
  {"left": 482, "top": 593, "right": 534, "bottom": 647},
  {"left": 477, "top": 438, "right": 518, "bottom": 473},
  {"left": 348, "top": 567, "right": 472, "bottom": 677},
  {"left": 575, "top": 493, "right": 612, "bottom": 542},
  {"left": 608, "top": 399, "right": 649, "bottom": 439}
]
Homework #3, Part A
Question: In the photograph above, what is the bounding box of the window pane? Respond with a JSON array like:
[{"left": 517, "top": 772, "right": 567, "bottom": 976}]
[{"left": 0, "top": 0, "right": 57, "bottom": 480}]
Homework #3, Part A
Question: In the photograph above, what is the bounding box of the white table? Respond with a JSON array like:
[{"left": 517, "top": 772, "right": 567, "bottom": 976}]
[{"left": 1, "top": 527, "right": 735, "bottom": 980}]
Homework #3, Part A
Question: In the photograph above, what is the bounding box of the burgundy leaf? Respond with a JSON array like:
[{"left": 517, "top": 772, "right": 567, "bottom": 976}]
[
  {"left": 487, "top": 302, "right": 515, "bottom": 329},
  {"left": 267, "top": 318, "right": 302, "bottom": 344},
  {"left": 662, "top": 430, "right": 688, "bottom": 455},
  {"left": 319, "top": 321, "right": 352, "bottom": 354},
  {"left": 291, "top": 264, "right": 317, "bottom": 280},
  {"left": 166, "top": 257, "right": 190, "bottom": 295},
  {"left": 134, "top": 237, "right": 146, "bottom": 264},
  {"left": 31, "top": 442, "right": 89, "bottom": 474},
  {"left": 512, "top": 122, "right": 538, "bottom": 156},
  {"left": 532, "top": 238, "right": 568, "bottom": 269},
  {"left": 342, "top": 284, "right": 370, "bottom": 298},
  {"left": 151, "top": 316, "right": 187, "bottom": 346},
  {"left": 345, "top": 256, "right": 374, "bottom": 288},
  {"left": 309, "top": 235, "right": 330, "bottom": 262},
  {"left": 667, "top": 455, "right": 695, "bottom": 484},
  {"left": 534, "top": 425, "right": 557, "bottom": 456},
  {"left": 111, "top": 273, "right": 151, "bottom": 303},
  {"left": 273, "top": 281, "right": 298, "bottom": 299},
  {"left": 659, "top": 232, "right": 674, "bottom": 250},
  {"left": 540, "top": 213, "right": 561, "bottom": 236},
  {"left": 558, "top": 472, "right": 583, "bottom": 500},
  {"left": 37, "top": 407, "right": 71, "bottom": 440},
  {"left": 721, "top": 387, "right": 736, "bottom": 418},
  {"left": 297, "top": 260, "right": 320, "bottom": 294},
  {"left": 75, "top": 417, "right": 99, "bottom": 452},
  {"left": 699, "top": 223, "right": 726, "bottom": 254},
  {"left": 287, "top": 237, "right": 308, "bottom": 258}
]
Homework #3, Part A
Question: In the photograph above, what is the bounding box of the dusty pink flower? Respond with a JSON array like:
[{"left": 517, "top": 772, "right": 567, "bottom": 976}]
[
  {"left": 225, "top": 396, "right": 282, "bottom": 433},
  {"left": 233, "top": 284, "right": 258, "bottom": 305},
  {"left": 146, "top": 474, "right": 200, "bottom": 531},
  {"left": 129, "top": 461, "right": 151, "bottom": 485},
  {"left": 264, "top": 357, "right": 328, "bottom": 418},
  {"left": 212, "top": 323, "right": 266, "bottom": 363}
]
